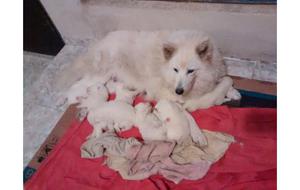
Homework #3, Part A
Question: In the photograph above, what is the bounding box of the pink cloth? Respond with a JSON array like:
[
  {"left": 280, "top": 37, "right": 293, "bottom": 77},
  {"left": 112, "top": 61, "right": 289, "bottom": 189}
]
[
  {"left": 128, "top": 141, "right": 211, "bottom": 184},
  {"left": 80, "top": 131, "right": 212, "bottom": 184}
]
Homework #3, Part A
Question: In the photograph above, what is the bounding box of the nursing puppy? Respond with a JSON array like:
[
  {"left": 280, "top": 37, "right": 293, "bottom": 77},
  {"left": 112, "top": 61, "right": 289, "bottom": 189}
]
[
  {"left": 58, "top": 30, "right": 240, "bottom": 111},
  {"left": 135, "top": 100, "right": 207, "bottom": 146}
]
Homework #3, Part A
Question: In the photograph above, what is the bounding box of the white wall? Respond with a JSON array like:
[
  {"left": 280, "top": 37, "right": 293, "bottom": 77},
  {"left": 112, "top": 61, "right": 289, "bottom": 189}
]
[{"left": 41, "top": 0, "right": 276, "bottom": 63}]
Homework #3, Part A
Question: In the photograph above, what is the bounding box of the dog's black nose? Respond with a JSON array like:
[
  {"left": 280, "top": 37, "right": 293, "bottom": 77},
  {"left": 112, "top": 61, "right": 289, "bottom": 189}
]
[{"left": 175, "top": 88, "right": 184, "bottom": 95}]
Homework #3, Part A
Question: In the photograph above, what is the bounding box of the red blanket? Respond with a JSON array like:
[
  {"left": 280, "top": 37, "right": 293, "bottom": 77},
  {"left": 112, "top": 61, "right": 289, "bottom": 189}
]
[{"left": 25, "top": 102, "right": 276, "bottom": 190}]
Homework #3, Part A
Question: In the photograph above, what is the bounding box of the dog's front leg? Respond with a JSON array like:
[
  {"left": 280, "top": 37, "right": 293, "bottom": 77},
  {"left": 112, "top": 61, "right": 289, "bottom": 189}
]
[
  {"left": 184, "top": 76, "right": 240, "bottom": 111},
  {"left": 183, "top": 94, "right": 217, "bottom": 111}
]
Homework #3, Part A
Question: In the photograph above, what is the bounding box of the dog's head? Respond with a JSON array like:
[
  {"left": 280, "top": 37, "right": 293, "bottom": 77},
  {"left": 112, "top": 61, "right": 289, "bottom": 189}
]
[{"left": 161, "top": 31, "right": 217, "bottom": 96}]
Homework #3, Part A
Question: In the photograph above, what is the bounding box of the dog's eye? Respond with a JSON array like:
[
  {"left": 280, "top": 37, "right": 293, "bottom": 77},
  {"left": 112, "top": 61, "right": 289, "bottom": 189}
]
[
  {"left": 173, "top": 68, "right": 178, "bottom": 73},
  {"left": 187, "top": 69, "right": 194, "bottom": 74}
]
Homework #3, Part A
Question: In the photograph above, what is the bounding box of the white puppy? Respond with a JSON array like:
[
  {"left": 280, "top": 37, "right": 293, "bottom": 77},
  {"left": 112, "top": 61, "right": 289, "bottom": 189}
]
[
  {"left": 114, "top": 82, "right": 138, "bottom": 105},
  {"left": 64, "top": 76, "right": 140, "bottom": 137},
  {"left": 153, "top": 100, "right": 191, "bottom": 142},
  {"left": 135, "top": 100, "right": 207, "bottom": 146},
  {"left": 87, "top": 101, "right": 136, "bottom": 138},
  {"left": 77, "top": 83, "right": 109, "bottom": 110},
  {"left": 135, "top": 103, "right": 166, "bottom": 141},
  {"left": 66, "top": 75, "right": 106, "bottom": 105}
]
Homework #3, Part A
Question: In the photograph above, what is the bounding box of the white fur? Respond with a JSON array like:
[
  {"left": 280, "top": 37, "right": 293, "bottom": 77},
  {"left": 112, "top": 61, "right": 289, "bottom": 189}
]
[
  {"left": 77, "top": 83, "right": 108, "bottom": 110},
  {"left": 87, "top": 101, "right": 136, "bottom": 137},
  {"left": 66, "top": 75, "right": 106, "bottom": 105},
  {"left": 58, "top": 30, "right": 240, "bottom": 111},
  {"left": 226, "top": 86, "right": 242, "bottom": 101},
  {"left": 135, "top": 103, "right": 166, "bottom": 141},
  {"left": 183, "top": 76, "right": 238, "bottom": 111},
  {"left": 86, "top": 83, "right": 139, "bottom": 137},
  {"left": 59, "top": 30, "right": 241, "bottom": 145},
  {"left": 153, "top": 100, "right": 190, "bottom": 142},
  {"left": 66, "top": 77, "right": 140, "bottom": 136},
  {"left": 114, "top": 82, "right": 139, "bottom": 105},
  {"left": 135, "top": 100, "right": 207, "bottom": 146}
]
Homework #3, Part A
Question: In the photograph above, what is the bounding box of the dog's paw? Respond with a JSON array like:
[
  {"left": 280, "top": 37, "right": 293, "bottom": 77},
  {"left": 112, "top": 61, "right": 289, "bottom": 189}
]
[
  {"left": 226, "top": 87, "right": 241, "bottom": 100},
  {"left": 183, "top": 100, "right": 199, "bottom": 112}
]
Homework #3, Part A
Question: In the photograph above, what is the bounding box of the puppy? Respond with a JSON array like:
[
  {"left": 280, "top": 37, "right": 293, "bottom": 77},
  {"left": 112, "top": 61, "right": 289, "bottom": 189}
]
[
  {"left": 114, "top": 82, "right": 139, "bottom": 105},
  {"left": 87, "top": 101, "right": 136, "bottom": 138},
  {"left": 153, "top": 100, "right": 191, "bottom": 142},
  {"left": 135, "top": 100, "right": 207, "bottom": 146},
  {"left": 87, "top": 84, "right": 138, "bottom": 138},
  {"left": 135, "top": 103, "right": 166, "bottom": 141},
  {"left": 77, "top": 83, "right": 109, "bottom": 110},
  {"left": 66, "top": 75, "right": 105, "bottom": 105}
]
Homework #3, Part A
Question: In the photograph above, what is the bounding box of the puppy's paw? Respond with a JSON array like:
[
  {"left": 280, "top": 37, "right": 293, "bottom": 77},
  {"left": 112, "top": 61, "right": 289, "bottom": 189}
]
[
  {"left": 226, "top": 87, "right": 241, "bottom": 100},
  {"left": 76, "top": 108, "right": 88, "bottom": 121},
  {"left": 113, "top": 123, "right": 122, "bottom": 133}
]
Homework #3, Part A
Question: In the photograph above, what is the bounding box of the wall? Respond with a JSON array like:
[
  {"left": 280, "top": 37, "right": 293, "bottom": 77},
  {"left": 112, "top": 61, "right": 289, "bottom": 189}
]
[{"left": 40, "top": 0, "right": 276, "bottom": 63}]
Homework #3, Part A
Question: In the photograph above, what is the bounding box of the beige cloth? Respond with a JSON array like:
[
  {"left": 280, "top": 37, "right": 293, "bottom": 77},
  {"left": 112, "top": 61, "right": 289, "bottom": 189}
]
[
  {"left": 81, "top": 130, "right": 234, "bottom": 184},
  {"left": 104, "top": 141, "right": 211, "bottom": 184},
  {"left": 171, "top": 130, "right": 235, "bottom": 164},
  {"left": 81, "top": 132, "right": 141, "bottom": 158}
]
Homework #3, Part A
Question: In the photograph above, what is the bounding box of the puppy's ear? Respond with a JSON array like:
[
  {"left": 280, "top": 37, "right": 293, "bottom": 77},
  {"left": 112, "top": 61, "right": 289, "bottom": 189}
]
[
  {"left": 163, "top": 43, "right": 176, "bottom": 60},
  {"left": 196, "top": 39, "right": 213, "bottom": 63}
]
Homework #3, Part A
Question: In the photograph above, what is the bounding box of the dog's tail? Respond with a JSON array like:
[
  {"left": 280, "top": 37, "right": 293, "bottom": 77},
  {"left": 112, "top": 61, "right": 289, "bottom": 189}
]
[{"left": 54, "top": 46, "right": 104, "bottom": 92}]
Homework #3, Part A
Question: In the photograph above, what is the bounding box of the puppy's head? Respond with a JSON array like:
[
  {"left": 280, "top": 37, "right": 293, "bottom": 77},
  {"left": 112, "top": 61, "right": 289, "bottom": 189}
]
[{"left": 161, "top": 31, "right": 215, "bottom": 96}]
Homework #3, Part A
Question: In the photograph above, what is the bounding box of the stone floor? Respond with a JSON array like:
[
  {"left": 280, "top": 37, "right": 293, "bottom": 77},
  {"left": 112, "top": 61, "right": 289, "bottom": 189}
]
[
  {"left": 23, "top": 43, "right": 276, "bottom": 167},
  {"left": 23, "top": 45, "right": 87, "bottom": 166},
  {"left": 24, "top": 52, "right": 53, "bottom": 166}
]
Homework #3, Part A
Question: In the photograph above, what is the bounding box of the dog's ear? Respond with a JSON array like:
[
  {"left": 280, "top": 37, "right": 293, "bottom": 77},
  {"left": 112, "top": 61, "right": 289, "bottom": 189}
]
[
  {"left": 163, "top": 43, "right": 176, "bottom": 60},
  {"left": 196, "top": 39, "right": 213, "bottom": 63}
]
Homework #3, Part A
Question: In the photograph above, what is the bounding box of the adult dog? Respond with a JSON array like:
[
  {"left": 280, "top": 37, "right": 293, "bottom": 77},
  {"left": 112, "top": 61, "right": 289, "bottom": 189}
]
[{"left": 58, "top": 30, "right": 240, "bottom": 111}]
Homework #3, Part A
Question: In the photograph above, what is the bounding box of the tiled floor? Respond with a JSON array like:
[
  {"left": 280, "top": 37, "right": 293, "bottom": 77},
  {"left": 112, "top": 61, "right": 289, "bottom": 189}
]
[
  {"left": 23, "top": 45, "right": 87, "bottom": 166},
  {"left": 24, "top": 52, "right": 53, "bottom": 166}
]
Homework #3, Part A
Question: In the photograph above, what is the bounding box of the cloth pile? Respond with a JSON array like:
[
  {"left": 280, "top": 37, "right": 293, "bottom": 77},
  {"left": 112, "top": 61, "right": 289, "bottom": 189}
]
[{"left": 81, "top": 130, "right": 234, "bottom": 184}]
